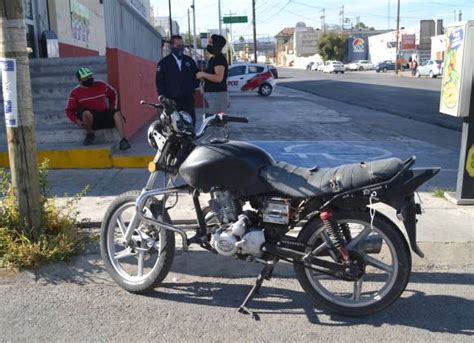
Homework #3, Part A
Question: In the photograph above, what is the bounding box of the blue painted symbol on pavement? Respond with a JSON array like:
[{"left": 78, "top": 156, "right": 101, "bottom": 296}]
[{"left": 250, "top": 141, "right": 457, "bottom": 170}]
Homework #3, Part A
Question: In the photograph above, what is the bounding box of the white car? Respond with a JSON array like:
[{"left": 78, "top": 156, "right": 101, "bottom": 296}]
[
  {"left": 323, "top": 61, "right": 345, "bottom": 74},
  {"left": 346, "top": 60, "right": 374, "bottom": 71},
  {"left": 227, "top": 63, "right": 276, "bottom": 96},
  {"left": 311, "top": 62, "right": 323, "bottom": 71}
]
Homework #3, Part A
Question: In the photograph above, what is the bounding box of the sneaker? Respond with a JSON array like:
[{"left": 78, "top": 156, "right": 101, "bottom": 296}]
[
  {"left": 119, "top": 138, "right": 131, "bottom": 150},
  {"left": 83, "top": 132, "right": 95, "bottom": 146}
]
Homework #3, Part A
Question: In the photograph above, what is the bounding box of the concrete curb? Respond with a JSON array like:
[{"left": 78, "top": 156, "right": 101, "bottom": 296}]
[{"left": 0, "top": 148, "right": 153, "bottom": 169}]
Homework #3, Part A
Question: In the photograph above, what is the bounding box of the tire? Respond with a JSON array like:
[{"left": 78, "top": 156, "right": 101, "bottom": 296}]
[
  {"left": 376, "top": 70, "right": 380, "bottom": 73},
  {"left": 100, "top": 191, "right": 176, "bottom": 293},
  {"left": 383, "top": 68, "right": 388, "bottom": 73},
  {"left": 416, "top": 70, "right": 421, "bottom": 78},
  {"left": 258, "top": 83, "right": 273, "bottom": 96},
  {"left": 359, "top": 66, "right": 363, "bottom": 71},
  {"left": 429, "top": 71, "right": 436, "bottom": 78},
  {"left": 401, "top": 65, "right": 405, "bottom": 72},
  {"left": 341, "top": 71, "right": 345, "bottom": 74},
  {"left": 294, "top": 209, "right": 411, "bottom": 317}
]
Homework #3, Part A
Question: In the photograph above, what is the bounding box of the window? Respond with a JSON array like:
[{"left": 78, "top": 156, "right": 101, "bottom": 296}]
[
  {"left": 248, "top": 65, "right": 264, "bottom": 74},
  {"left": 228, "top": 65, "right": 246, "bottom": 77}
]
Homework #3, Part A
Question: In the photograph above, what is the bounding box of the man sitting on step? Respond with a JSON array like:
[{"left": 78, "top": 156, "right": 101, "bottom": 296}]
[{"left": 65, "top": 67, "right": 131, "bottom": 150}]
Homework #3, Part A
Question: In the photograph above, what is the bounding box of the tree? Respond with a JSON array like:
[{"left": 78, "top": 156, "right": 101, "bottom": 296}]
[
  {"left": 318, "top": 32, "right": 348, "bottom": 62},
  {"left": 239, "top": 36, "right": 245, "bottom": 43},
  {"left": 0, "top": 0, "right": 42, "bottom": 235},
  {"left": 355, "top": 22, "right": 368, "bottom": 29}
]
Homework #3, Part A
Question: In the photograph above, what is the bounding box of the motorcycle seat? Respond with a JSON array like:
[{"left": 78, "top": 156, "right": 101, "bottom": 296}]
[{"left": 261, "top": 158, "right": 404, "bottom": 198}]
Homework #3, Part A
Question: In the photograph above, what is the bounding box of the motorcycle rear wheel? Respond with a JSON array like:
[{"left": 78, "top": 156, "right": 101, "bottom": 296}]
[
  {"left": 100, "top": 191, "right": 175, "bottom": 293},
  {"left": 294, "top": 209, "right": 411, "bottom": 316}
]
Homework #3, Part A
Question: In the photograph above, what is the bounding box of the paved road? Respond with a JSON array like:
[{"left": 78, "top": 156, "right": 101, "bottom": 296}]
[
  {"left": 1, "top": 250, "right": 472, "bottom": 342},
  {"left": 277, "top": 68, "right": 462, "bottom": 131}
]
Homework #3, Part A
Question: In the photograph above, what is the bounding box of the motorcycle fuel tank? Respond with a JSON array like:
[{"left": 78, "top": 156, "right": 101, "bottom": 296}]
[{"left": 179, "top": 140, "right": 275, "bottom": 194}]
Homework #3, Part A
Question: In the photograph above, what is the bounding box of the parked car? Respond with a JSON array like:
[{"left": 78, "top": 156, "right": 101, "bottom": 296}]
[
  {"left": 268, "top": 64, "right": 278, "bottom": 79},
  {"left": 227, "top": 63, "right": 276, "bottom": 96},
  {"left": 323, "top": 61, "right": 345, "bottom": 73},
  {"left": 375, "top": 60, "right": 396, "bottom": 72},
  {"left": 346, "top": 60, "right": 374, "bottom": 71},
  {"left": 415, "top": 59, "right": 443, "bottom": 78},
  {"left": 312, "top": 61, "right": 323, "bottom": 71}
]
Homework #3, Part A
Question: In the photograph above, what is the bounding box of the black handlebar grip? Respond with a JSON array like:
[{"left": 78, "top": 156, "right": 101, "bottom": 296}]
[{"left": 225, "top": 116, "right": 249, "bottom": 123}]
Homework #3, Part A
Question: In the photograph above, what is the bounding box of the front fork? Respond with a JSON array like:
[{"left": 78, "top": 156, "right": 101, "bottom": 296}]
[{"left": 122, "top": 172, "right": 190, "bottom": 249}]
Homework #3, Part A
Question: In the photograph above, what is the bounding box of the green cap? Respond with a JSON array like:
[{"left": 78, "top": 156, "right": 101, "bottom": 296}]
[{"left": 76, "top": 67, "right": 93, "bottom": 80}]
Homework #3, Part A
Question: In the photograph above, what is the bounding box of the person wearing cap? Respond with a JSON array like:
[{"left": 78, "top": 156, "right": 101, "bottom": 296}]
[
  {"left": 156, "top": 35, "right": 199, "bottom": 126},
  {"left": 196, "top": 34, "right": 229, "bottom": 114},
  {"left": 65, "top": 67, "right": 131, "bottom": 149}
]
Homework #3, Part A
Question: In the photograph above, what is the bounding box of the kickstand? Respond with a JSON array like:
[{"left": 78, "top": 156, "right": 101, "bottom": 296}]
[{"left": 238, "top": 262, "right": 276, "bottom": 321}]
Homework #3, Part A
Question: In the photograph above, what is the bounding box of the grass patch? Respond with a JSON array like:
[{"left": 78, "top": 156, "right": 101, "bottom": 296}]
[
  {"left": 0, "top": 161, "right": 88, "bottom": 269},
  {"left": 432, "top": 187, "right": 451, "bottom": 198}
]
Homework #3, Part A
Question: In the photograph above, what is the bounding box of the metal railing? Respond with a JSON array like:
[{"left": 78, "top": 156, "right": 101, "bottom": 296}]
[{"left": 104, "top": 0, "right": 162, "bottom": 62}]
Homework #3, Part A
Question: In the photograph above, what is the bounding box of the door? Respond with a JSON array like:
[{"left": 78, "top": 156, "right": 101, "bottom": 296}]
[{"left": 227, "top": 65, "right": 247, "bottom": 93}]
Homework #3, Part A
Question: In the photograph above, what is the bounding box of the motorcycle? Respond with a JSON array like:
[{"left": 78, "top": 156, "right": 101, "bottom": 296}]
[{"left": 100, "top": 95, "right": 440, "bottom": 320}]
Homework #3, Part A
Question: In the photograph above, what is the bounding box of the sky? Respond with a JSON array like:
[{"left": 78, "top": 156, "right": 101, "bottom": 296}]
[{"left": 150, "top": 0, "right": 474, "bottom": 39}]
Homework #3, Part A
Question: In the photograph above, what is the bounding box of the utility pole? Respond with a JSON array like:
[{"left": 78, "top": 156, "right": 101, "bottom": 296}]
[
  {"left": 387, "top": 0, "right": 391, "bottom": 29},
  {"left": 0, "top": 0, "right": 42, "bottom": 234},
  {"left": 395, "top": 0, "right": 400, "bottom": 75},
  {"left": 218, "top": 0, "right": 222, "bottom": 35},
  {"left": 168, "top": 0, "right": 173, "bottom": 37},
  {"left": 187, "top": 8, "right": 191, "bottom": 44},
  {"left": 252, "top": 0, "right": 257, "bottom": 63},
  {"left": 340, "top": 5, "right": 344, "bottom": 32},
  {"left": 191, "top": 0, "right": 197, "bottom": 49},
  {"left": 320, "top": 9, "right": 326, "bottom": 33}
]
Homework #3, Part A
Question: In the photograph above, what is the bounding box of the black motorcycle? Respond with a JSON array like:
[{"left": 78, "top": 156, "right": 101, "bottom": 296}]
[{"left": 100, "top": 95, "right": 440, "bottom": 319}]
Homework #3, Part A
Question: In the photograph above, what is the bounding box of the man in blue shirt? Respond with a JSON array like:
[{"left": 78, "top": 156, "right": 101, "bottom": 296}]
[{"left": 156, "top": 35, "right": 198, "bottom": 126}]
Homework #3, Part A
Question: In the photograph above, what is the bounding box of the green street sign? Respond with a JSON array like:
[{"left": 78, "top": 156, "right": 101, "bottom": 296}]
[{"left": 222, "top": 16, "right": 248, "bottom": 24}]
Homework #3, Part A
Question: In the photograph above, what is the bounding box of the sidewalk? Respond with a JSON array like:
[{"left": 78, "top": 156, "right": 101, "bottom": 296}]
[{"left": 39, "top": 85, "right": 473, "bottom": 258}]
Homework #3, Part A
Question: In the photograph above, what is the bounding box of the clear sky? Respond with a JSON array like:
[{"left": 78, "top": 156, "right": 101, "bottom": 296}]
[{"left": 150, "top": 0, "right": 474, "bottom": 39}]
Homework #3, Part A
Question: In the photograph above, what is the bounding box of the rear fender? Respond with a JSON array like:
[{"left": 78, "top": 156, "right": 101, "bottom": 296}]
[{"left": 383, "top": 168, "right": 440, "bottom": 258}]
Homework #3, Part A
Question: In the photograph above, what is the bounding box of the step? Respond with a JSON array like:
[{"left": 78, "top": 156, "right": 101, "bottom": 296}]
[
  {"left": 29, "top": 64, "right": 107, "bottom": 77},
  {"left": 30, "top": 73, "right": 108, "bottom": 87},
  {"left": 29, "top": 56, "right": 107, "bottom": 68},
  {"left": 0, "top": 125, "right": 119, "bottom": 145}
]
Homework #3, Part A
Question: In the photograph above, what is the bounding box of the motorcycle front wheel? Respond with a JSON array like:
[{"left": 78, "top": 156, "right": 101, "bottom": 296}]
[
  {"left": 294, "top": 209, "right": 411, "bottom": 317},
  {"left": 100, "top": 191, "right": 175, "bottom": 293}
]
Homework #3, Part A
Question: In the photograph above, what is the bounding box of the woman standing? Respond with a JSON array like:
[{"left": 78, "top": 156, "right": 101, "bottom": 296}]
[{"left": 196, "top": 34, "right": 229, "bottom": 114}]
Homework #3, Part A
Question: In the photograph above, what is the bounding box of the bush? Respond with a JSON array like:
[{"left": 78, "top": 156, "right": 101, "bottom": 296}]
[{"left": 0, "top": 161, "right": 88, "bottom": 268}]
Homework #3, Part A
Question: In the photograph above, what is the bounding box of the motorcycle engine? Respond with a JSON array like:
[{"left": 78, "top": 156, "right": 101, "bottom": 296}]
[{"left": 209, "top": 191, "right": 265, "bottom": 258}]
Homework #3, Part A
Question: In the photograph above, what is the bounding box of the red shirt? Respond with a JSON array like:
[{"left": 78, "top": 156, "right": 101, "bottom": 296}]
[{"left": 65, "top": 80, "right": 118, "bottom": 125}]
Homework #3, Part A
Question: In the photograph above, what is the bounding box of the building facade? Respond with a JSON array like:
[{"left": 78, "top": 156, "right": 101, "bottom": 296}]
[
  {"left": 153, "top": 16, "right": 180, "bottom": 38},
  {"left": 22, "top": 0, "right": 152, "bottom": 58}
]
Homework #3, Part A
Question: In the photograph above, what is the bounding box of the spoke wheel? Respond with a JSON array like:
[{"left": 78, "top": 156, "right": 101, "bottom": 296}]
[
  {"left": 100, "top": 191, "right": 175, "bottom": 293},
  {"left": 294, "top": 210, "right": 411, "bottom": 316}
]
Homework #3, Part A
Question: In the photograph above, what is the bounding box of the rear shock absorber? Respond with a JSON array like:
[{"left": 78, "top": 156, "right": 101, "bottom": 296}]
[{"left": 320, "top": 211, "right": 350, "bottom": 264}]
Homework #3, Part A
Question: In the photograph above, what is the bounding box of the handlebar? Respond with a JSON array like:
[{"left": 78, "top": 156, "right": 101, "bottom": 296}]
[{"left": 195, "top": 113, "right": 249, "bottom": 139}]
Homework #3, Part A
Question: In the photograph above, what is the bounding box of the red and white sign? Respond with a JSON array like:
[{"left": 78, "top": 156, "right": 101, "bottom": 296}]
[{"left": 401, "top": 34, "right": 416, "bottom": 50}]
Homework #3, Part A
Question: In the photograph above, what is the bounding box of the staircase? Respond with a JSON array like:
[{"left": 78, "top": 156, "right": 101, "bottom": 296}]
[{"left": 0, "top": 56, "right": 119, "bottom": 148}]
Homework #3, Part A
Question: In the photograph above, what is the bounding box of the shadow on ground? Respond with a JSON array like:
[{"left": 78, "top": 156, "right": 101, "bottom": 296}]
[{"left": 17, "top": 249, "right": 473, "bottom": 336}]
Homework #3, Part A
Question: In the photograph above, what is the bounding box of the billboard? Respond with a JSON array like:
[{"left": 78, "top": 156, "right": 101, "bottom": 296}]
[
  {"left": 401, "top": 34, "right": 416, "bottom": 50},
  {"left": 440, "top": 21, "right": 474, "bottom": 117},
  {"left": 294, "top": 31, "right": 320, "bottom": 57},
  {"left": 347, "top": 37, "right": 368, "bottom": 61}
]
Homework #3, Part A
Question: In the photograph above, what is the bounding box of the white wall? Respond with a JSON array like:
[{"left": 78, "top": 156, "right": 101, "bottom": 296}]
[{"left": 49, "top": 0, "right": 106, "bottom": 54}]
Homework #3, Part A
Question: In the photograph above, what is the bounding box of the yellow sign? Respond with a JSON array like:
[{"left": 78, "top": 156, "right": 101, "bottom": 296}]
[
  {"left": 439, "top": 21, "right": 473, "bottom": 117},
  {"left": 467, "top": 145, "right": 474, "bottom": 178}
]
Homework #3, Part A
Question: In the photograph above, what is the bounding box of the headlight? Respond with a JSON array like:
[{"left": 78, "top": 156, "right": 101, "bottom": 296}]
[
  {"left": 172, "top": 111, "right": 194, "bottom": 136},
  {"left": 147, "top": 120, "right": 164, "bottom": 150}
]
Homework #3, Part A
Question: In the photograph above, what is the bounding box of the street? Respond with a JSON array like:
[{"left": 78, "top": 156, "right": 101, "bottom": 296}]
[
  {"left": 2, "top": 69, "right": 473, "bottom": 342},
  {"left": 277, "top": 68, "right": 462, "bottom": 131}
]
